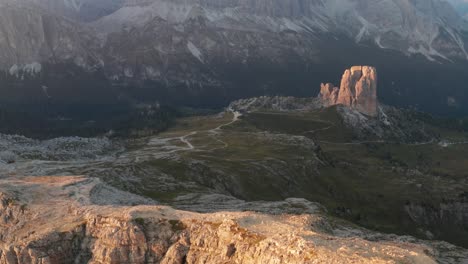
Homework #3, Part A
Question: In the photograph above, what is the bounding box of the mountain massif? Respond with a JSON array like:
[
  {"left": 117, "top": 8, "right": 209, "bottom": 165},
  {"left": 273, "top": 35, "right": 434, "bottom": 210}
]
[{"left": 0, "top": 0, "right": 467, "bottom": 115}]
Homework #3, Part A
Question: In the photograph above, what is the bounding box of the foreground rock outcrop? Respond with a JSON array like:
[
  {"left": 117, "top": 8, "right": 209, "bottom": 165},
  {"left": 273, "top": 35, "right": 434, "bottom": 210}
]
[
  {"left": 0, "top": 176, "right": 467, "bottom": 263},
  {"left": 320, "top": 66, "right": 378, "bottom": 116}
]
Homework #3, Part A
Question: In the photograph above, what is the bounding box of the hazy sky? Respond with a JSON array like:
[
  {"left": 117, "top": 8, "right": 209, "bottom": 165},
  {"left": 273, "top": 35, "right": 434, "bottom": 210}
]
[
  {"left": 446, "top": 0, "right": 468, "bottom": 17},
  {"left": 447, "top": 0, "right": 468, "bottom": 9}
]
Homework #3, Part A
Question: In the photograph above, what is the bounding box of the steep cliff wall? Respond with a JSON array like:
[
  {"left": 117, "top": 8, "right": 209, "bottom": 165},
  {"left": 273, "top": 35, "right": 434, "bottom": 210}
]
[
  {"left": 0, "top": 176, "right": 466, "bottom": 263},
  {"left": 320, "top": 66, "right": 378, "bottom": 116}
]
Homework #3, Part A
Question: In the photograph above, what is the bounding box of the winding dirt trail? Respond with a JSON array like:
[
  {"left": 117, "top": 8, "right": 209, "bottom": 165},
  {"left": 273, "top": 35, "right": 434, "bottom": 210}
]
[
  {"left": 1, "top": 110, "right": 243, "bottom": 177},
  {"left": 171, "top": 109, "right": 242, "bottom": 153},
  {"left": 206, "top": 109, "right": 242, "bottom": 151},
  {"left": 211, "top": 110, "right": 242, "bottom": 133},
  {"left": 179, "top": 132, "right": 197, "bottom": 150}
]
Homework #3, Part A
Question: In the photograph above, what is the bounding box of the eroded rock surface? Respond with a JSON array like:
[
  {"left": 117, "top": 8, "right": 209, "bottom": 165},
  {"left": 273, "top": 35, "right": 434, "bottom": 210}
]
[
  {"left": 319, "top": 83, "right": 339, "bottom": 106},
  {"left": 0, "top": 176, "right": 467, "bottom": 263},
  {"left": 229, "top": 96, "right": 321, "bottom": 113},
  {"left": 320, "top": 66, "right": 378, "bottom": 116}
]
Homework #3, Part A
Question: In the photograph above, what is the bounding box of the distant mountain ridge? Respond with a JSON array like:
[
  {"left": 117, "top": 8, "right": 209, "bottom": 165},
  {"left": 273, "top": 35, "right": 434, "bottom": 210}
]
[
  {"left": 7, "top": 0, "right": 467, "bottom": 61},
  {"left": 0, "top": 0, "right": 467, "bottom": 116}
]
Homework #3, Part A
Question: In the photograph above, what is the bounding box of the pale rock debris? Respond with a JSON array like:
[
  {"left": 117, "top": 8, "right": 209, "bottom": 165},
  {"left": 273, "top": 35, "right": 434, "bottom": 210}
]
[{"left": 0, "top": 176, "right": 463, "bottom": 264}]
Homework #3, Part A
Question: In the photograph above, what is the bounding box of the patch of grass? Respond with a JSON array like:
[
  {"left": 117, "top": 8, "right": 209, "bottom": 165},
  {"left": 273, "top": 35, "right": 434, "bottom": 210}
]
[
  {"left": 134, "top": 217, "right": 145, "bottom": 226},
  {"left": 5, "top": 197, "right": 17, "bottom": 207},
  {"left": 229, "top": 107, "right": 355, "bottom": 143},
  {"left": 169, "top": 219, "right": 186, "bottom": 232},
  {"left": 208, "top": 222, "right": 222, "bottom": 229},
  {"left": 161, "top": 112, "right": 234, "bottom": 137},
  {"left": 142, "top": 190, "right": 186, "bottom": 203}
]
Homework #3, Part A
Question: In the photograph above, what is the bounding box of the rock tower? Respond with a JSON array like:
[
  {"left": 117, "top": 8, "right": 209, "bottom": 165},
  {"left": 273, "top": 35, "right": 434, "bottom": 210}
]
[{"left": 319, "top": 66, "right": 378, "bottom": 116}]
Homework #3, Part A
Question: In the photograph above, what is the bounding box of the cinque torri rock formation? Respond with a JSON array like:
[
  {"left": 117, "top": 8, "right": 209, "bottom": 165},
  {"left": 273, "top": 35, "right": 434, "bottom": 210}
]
[
  {"left": 320, "top": 66, "right": 378, "bottom": 116},
  {"left": 1, "top": 176, "right": 467, "bottom": 263}
]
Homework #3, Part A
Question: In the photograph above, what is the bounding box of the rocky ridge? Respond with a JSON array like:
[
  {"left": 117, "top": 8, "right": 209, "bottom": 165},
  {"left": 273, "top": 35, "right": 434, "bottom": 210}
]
[
  {"left": 4, "top": 0, "right": 467, "bottom": 61},
  {"left": 1, "top": 176, "right": 467, "bottom": 263},
  {"left": 228, "top": 96, "right": 322, "bottom": 113},
  {"left": 229, "top": 99, "right": 436, "bottom": 144}
]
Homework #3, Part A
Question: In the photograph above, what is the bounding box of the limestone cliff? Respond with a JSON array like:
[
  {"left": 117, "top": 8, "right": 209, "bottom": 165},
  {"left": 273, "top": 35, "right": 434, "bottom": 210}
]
[
  {"left": 0, "top": 176, "right": 467, "bottom": 263},
  {"left": 320, "top": 66, "right": 378, "bottom": 116},
  {"left": 319, "top": 83, "right": 339, "bottom": 106}
]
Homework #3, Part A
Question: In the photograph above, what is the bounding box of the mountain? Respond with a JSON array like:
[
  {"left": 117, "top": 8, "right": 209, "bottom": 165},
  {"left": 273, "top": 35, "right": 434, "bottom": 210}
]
[
  {"left": 92, "top": 0, "right": 468, "bottom": 59},
  {"left": 0, "top": 0, "right": 468, "bottom": 116}
]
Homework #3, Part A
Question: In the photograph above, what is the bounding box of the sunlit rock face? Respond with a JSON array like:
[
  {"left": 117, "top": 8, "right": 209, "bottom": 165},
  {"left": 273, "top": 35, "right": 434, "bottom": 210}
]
[
  {"left": 320, "top": 66, "right": 378, "bottom": 116},
  {"left": 0, "top": 176, "right": 465, "bottom": 264},
  {"left": 319, "top": 83, "right": 339, "bottom": 107},
  {"left": 338, "top": 66, "right": 378, "bottom": 116}
]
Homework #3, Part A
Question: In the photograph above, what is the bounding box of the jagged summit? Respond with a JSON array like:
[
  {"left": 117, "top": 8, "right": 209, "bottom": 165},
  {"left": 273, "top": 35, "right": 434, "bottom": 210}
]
[{"left": 320, "top": 66, "right": 378, "bottom": 117}]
